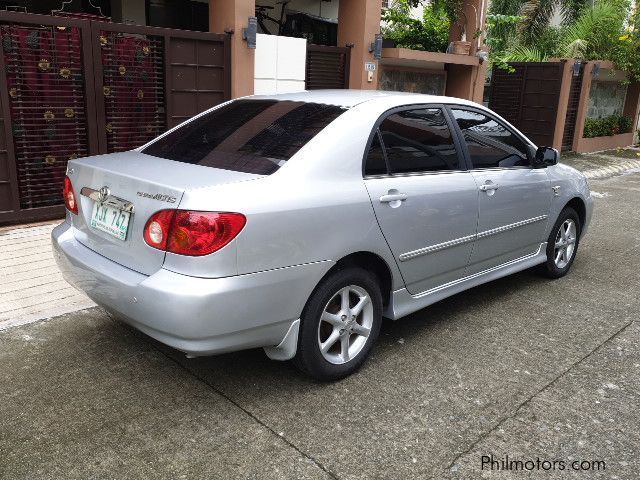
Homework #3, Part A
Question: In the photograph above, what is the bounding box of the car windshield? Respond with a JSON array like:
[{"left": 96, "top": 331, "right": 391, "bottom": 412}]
[{"left": 142, "top": 99, "right": 346, "bottom": 175}]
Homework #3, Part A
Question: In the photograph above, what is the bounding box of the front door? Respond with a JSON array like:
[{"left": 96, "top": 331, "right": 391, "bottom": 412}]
[
  {"left": 364, "top": 107, "right": 479, "bottom": 295},
  {"left": 449, "top": 107, "right": 552, "bottom": 274}
]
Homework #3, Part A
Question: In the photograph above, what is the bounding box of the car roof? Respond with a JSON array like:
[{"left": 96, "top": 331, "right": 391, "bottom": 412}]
[{"left": 248, "top": 89, "right": 481, "bottom": 109}]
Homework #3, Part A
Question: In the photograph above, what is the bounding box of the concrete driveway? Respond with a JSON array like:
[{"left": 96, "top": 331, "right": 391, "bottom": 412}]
[{"left": 1, "top": 172, "right": 639, "bottom": 480}]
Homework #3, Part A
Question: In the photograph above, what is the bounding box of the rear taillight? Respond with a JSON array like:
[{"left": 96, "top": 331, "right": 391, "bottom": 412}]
[
  {"left": 63, "top": 176, "right": 78, "bottom": 214},
  {"left": 143, "top": 209, "right": 175, "bottom": 251},
  {"left": 144, "top": 210, "right": 246, "bottom": 257}
]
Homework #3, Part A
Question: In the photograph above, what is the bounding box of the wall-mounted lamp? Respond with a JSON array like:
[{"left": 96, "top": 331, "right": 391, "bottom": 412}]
[
  {"left": 592, "top": 63, "right": 601, "bottom": 78},
  {"left": 369, "top": 33, "right": 383, "bottom": 60},
  {"left": 572, "top": 60, "right": 582, "bottom": 77},
  {"left": 476, "top": 51, "right": 488, "bottom": 64},
  {"left": 242, "top": 16, "right": 257, "bottom": 49}
]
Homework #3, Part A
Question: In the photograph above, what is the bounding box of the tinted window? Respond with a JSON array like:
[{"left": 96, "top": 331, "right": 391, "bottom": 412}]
[
  {"left": 379, "top": 108, "right": 460, "bottom": 173},
  {"left": 365, "top": 130, "right": 388, "bottom": 175},
  {"left": 451, "top": 108, "right": 530, "bottom": 169},
  {"left": 143, "top": 100, "right": 345, "bottom": 175}
]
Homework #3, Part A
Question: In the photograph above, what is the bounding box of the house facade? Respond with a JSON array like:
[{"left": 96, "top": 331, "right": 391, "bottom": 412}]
[{"left": 0, "top": 0, "right": 488, "bottom": 224}]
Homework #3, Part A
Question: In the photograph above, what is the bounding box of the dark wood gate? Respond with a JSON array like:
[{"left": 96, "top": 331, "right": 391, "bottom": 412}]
[
  {"left": 489, "top": 62, "right": 564, "bottom": 147},
  {"left": 305, "top": 44, "right": 350, "bottom": 90},
  {"left": 0, "top": 11, "right": 230, "bottom": 225}
]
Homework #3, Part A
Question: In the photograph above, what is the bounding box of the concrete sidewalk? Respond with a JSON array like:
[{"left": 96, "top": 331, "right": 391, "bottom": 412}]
[
  {"left": 0, "top": 222, "right": 94, "bottom": 331},
  {"left": 0, "top": 146, "right": 638, "bottom": 332},
  {"left": 560, "top": 147, "right": 640, "bottom": 179}
]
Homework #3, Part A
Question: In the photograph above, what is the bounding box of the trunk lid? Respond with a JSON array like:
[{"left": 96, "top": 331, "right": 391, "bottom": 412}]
[{"left": 68, "top": 151, "right": 262, "bottom": 275}]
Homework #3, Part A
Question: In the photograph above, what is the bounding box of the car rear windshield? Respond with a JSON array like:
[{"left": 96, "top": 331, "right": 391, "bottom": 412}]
[{"left": 142, "top": 99, "right": 346, "bottom": 175}]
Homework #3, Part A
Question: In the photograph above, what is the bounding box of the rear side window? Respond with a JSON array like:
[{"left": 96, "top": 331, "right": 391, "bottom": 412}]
[
  {"left": 364, "top": 130, "right": 388, "bottom": 175},
  {"left": 378, "top": 108, "right": 460, "bottom": 174},
  {"left": 143, "top": 100, "right": 345, "bottom": 175},
  {"left": 450, "top": 108, "right": 530, "bottom": 169}
]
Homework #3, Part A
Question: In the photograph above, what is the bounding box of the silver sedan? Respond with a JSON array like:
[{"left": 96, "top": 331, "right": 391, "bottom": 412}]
[{"left": 52, "top": 90, "right": 593, "bottom": 380}]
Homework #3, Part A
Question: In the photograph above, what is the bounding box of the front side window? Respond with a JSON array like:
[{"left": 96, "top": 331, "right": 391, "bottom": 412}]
[
  {"left": 450, "top": 108, "right": 530, "bottom": 169},
  {"left": 143, "top": 100, "right": 345, "bottom": 175},
  {"left": 378, "top": 108, "right": 460, "bottom": 174}
]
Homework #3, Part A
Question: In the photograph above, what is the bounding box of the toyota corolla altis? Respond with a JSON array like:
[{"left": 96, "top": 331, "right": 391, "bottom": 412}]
[{"left": 52, "top": 90, "right": 593, "bottom": 380}]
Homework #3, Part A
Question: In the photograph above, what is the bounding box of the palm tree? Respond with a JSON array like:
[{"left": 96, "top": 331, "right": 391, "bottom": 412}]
[{"left": 491, "top": 0, "right": 591, "bottom": 42}]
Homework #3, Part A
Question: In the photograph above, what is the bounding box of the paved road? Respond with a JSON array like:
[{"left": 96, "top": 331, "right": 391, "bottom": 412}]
[{"left": 1, "top": 172, "right": 638, "bottom": 480}]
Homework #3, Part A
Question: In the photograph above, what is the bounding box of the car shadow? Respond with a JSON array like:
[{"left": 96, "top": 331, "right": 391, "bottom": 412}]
[{"left": 120, "top": 267, "right": 544, "bottom": 389}]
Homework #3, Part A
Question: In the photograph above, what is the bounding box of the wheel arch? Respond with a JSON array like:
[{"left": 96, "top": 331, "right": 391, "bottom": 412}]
[
  {"left": 564, "top": 197, "right": 586, "bottom": 232},
  {"left": 313, "top": 251, "right": 394, "bottom": 308}
]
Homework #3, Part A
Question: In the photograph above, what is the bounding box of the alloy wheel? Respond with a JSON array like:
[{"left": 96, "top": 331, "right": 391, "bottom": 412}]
[
  {"left": 317, "top": 285, "right": 373, "bottom": 365},
  {"left": 554, "top": 219, "right": 577, "bottom": 269}
]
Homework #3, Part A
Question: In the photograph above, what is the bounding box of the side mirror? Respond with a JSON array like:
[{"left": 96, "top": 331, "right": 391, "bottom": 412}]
[{"left": 533, "top": 146, "right": 558, "bottom": 168}]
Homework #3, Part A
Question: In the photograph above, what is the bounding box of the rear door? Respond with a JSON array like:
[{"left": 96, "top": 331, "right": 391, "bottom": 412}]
[
  {"left": 449, "top": 107, "right": 552, "bottom": 274},
  {"left": 364, "top": 106, "right": 479, "bottom": 295}
]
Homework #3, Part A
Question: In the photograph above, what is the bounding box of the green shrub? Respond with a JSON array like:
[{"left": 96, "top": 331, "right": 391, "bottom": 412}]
[
  {"left": 382, "top": 2, "right": 451, "bottom": 53},
  {"left": 583, "top": 115, "right": 634, "bottom": 138}
]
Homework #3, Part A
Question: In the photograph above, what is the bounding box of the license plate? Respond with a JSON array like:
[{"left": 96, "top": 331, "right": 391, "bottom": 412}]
[{"left": 90, "top": 202, "right": 131, "bottom": 241}]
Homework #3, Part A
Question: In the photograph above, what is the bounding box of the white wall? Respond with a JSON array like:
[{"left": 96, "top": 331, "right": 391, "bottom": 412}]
[{"left": 254, "top": 34, "right": 307, "bottom": 94}]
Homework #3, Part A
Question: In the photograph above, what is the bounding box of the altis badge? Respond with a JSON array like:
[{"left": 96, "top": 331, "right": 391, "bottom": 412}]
[{"left": 137, "top": 191, "right": 177, "bottom": 203}]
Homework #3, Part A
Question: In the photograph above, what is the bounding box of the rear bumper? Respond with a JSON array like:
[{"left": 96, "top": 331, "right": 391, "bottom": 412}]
[{"left": 52, "top": 220, "right": 332, "bottom": 356}]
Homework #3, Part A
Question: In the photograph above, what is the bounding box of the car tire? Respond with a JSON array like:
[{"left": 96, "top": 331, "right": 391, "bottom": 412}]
[
  {"left": 293, "top": 267, "right": 383, "bottom": 381},
  {"left": 539, "top": 207, "right": 581, "bottom": 279}
]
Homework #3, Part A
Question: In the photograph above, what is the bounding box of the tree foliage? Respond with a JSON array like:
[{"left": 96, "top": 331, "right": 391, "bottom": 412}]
[
  {"left": 382, "top": 1, "right": 451, "bottom": 53},
  {"left": 487, "top": 0, "right": 640, "bottom": 80}
]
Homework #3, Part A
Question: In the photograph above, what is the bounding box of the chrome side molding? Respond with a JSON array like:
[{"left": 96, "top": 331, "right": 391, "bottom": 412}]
[
  {"left": 399, "top": 215, "right": 548, "bottom": 262},
  {"left": 476, "top": 215, "right": 548, "bottom": 239},
  {"left": 398, "top": 234, "right": 476, "bottom": 261}
]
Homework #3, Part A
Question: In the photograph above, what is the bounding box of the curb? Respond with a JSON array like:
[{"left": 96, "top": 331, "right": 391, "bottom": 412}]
[{"left": 582, "top": 159, "right": 640, "bottom": 180}]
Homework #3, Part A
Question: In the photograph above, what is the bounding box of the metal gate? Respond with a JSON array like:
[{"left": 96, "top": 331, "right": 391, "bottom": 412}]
[
  {"left": 489, "top": 62, "right": 564, "bottom": 147},
  {"left": 0, "top": 11, "right": 230, "bottom": 225},
  {"left": 305, "top": 44, "right": 350, "bottom": 90}
]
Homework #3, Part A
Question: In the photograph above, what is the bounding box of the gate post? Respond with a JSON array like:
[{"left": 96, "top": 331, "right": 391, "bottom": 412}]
[
  {"left": 551, "top": 59, "right": 573, "bottom": 151},
  {"left": 209, "top": 0, "right": 255, "bottom": 98},
  {"left": 337, "top": 0, "right": 382, "bottom": 90}
]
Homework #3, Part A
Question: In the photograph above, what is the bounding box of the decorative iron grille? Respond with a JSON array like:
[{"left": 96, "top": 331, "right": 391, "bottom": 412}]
[
  {"left": 98, "top": 30, "right": 165, "bottom": 153},
  {"left": 1, "top": 23, "right": 88, "bottom": 209}
]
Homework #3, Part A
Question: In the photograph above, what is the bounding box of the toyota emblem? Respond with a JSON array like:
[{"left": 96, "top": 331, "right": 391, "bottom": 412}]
[{"left": 99, "top": 186, "right": 110, "bottom": 202}]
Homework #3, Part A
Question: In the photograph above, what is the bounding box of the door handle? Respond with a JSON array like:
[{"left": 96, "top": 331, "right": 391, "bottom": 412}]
[
  {"left": 379, "top": 193, "right": 408, "bottom": 203},
  {"left": 479, "top": 183, "right": 499, "bottom": 192}
]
